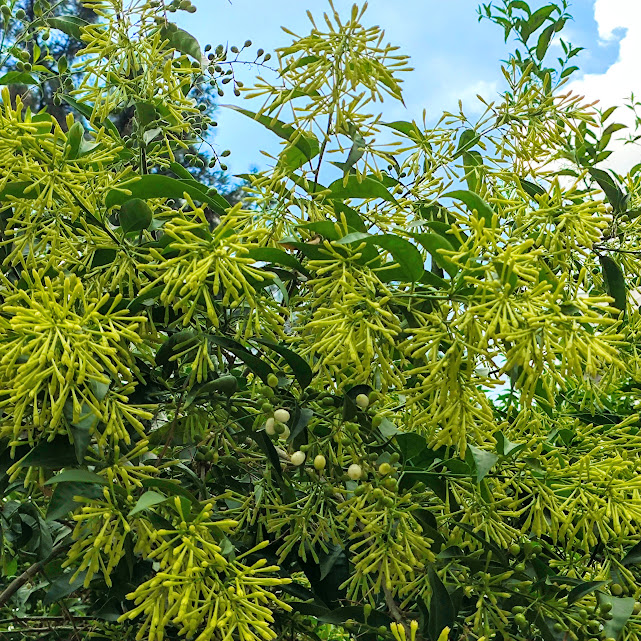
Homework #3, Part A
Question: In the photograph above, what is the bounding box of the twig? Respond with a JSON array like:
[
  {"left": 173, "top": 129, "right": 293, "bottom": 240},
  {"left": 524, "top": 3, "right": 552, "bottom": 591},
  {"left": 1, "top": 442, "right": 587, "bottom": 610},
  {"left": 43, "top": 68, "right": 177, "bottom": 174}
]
[{"left": 0, "top": 540, "right": 70, "bottom": 609}]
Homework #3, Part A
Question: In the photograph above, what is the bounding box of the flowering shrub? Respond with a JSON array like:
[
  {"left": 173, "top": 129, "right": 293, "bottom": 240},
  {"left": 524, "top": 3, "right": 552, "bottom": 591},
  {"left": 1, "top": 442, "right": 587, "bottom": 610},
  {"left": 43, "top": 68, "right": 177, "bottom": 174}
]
[{"left": 2, "top": 2, "right": 641, "bottom": 641}]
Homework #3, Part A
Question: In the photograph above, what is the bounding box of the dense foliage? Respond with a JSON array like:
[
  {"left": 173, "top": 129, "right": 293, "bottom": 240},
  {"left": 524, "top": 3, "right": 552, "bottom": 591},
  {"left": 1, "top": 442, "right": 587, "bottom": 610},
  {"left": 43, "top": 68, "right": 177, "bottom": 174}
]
[{"left": 2, "top": 1, "right": 641, "bottom": 641}]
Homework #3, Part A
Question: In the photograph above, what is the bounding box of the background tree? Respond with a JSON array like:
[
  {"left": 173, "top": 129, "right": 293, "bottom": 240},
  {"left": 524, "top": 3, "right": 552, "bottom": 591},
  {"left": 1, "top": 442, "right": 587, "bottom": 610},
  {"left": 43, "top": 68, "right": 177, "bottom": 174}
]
[{"left": 2, "top": 2, "right": 641, "bottom": 641}]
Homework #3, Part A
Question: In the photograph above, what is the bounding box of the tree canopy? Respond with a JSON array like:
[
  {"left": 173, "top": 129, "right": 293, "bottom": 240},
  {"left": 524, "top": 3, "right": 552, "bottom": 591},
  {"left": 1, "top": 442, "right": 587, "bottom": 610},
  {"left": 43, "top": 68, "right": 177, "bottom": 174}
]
[{"left": 2, "top": 2, "right": 641, "bottom": 641}]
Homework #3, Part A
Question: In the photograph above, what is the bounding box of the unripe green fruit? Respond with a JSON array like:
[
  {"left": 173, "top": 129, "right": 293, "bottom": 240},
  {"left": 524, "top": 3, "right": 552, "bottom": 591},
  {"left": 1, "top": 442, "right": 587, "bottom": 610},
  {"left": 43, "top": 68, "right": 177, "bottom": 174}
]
[
  {"left": 383, "top": 477, "right": 398, "bottom": 491},
  {"left": 274, "top": 421, "right": 286, "bottom": 435},
  {"left": 372, "top": 415, "right": 383, "bottom": 428},
  {"left": 314, "top": 454, "right": 326, "bottom": 471},
  {"left": 267, "top": 373, "right": 279, "bottom": 387},
  {"left": 600, "top": 602, "right": 613, "bottom": 613},
  {"left": 553, "top": 623, "right": 564, "bottom": 632},
  {"left": 261, "top": 402, "right": 273, "bottom": 413},
  {"left": 611, "top": 583, "right": 623, "bottom": 596},
  {"left": 347, "top": 463, "right": 363, "bottom": 480},
  {"left": 273, "top": 408, "right": 290, "bottom": 423},
  {"left": 378, "top": 462, "right": 392, "bottom": 476},
  {"left": 259, "top": 385, "right": 275, "bottom": 399},
  {"left": 512, "top": 606, "right": 524, "bottom": 614},
  {"left": 355, "top": 393, "right": 369, "bottom": 409},
  {"left": 633, "top": 602, "right": 641, "bottom": 615},
  {"left": 514, "top": 613, "right": 527, "bottom": 627},
  {"left": 322, "top": 396, "right": 335, "bottom": 406},
  {"left": 278, "top": 426, "right": 290, "bottom": 440},
  {"left": 372, "top": 488, "right": 383, "bottom": 500},
  {"left": 389, "top": 453, "right": 400, "bottom": 464},
  {"left": 509, "top": 543, "right": 521, "bottom": 555},
  {"left": 514, "top": 562, "right": 526, "bottom": 572},
  {"left": 290, "top": 451, "right": 305, "bottom": 466}
]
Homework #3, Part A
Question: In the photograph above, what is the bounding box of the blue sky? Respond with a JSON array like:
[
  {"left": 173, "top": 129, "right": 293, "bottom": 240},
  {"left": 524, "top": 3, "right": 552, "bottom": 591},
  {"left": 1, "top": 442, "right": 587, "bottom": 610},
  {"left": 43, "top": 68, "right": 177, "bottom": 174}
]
[{"left": 176, "top": 1, "right": 631, "bottom": 176}]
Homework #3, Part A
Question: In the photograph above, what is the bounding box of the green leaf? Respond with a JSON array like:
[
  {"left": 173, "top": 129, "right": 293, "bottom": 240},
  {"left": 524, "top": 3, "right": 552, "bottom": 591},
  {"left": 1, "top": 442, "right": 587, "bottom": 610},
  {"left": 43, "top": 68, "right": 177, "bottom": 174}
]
[
  {"left": 560, "top": 65, "right": 580, "bottom": 79},
  {"left": 16, "top": 436, "right": 78, "bottom": 469},
  {"left": 224, "top": 105, "right": 319, "bottom": 170},
  {"left": 520, "top": 4, "right": 558, "bottom": 43},
  {"left": 46, "top": 15, "right": 89, "bottom": 40},
  {"left": 106, "top": 175, "right": 228, "bottom": 216},
  {"left": 44, "top": 470, "right": 106, "bottom": 486},
  {"left": 467, "top": 445, "right": 499, "bottom": 482},
  {"left": 119, "top": 198, "right": 153, "bottom": 234},
  {"left": 0, "top": 71, "right": 37, "bottom": 85},
  {"left": 599, "top": 254, "right": 626, "bottom": 314},
  {"left": 622, "top": 541, "right": 641, "bottom": 566},
  {"left": 536, "top": 23, "right": 555, "bottom": 60},
  {"left": 371, "top": 235, "right": 424, "bottom": 282},
  {"left": 396, "top": 432, "right": 427, "bottom": 461},
  {"left": 337, "top": 232, "right": 424, "bottom": 281},
  {"left": 428, "top": 566, "right": 455, "bottom": 641},
  {"left": 589, "top": 168, "right": 626, "bottom": 213},
  {"left": 161, "top": 26, "right": 202, "bottom": 61},
  {"left": 599, "top": 595, "right": 635, "bottom": 639},
  {"left": 207, "top": 335, "right": 274, "bottom": 383},
  {"left": 245, "top": 247, "right": 307, "bottom": 276},
  {"left": 495, "top": 432, "right": 524, "bottom": 458},
  {"left": 46, "top": 481, "right": 102, "bottom": 521},
  {"left": 462, "top": 150, "right": 483, "bottom": 192},
  {"left": 252, "top": 339, "right": 313, "bottom": 389},
  {"left": 57, "top": 95, "right": 122, "bottom": 144},
  {"left": 519, "top": 178, "right": 546, "bottom": 200},
  {"left": 141, "top": 478, "right": 199, "bottom": 505},
  {"left": 129, "top": 491, "right": 167, "bottom": 517},
  {"left": 568, "top": 581, "right": 607, "bottom": 605},
  {"left": 444, "top": 189, "right": 494, "bottom": 226},
  {"left": 334, "top": 202, "right": 367, "bottom": 232},
  {"left": 319, "top": 544, "right": 345, "bottom": 581},
  {"left": 409, "top": 232, "right": 458, "bottom": 277},
  {"left": 0, "top": 181, "right": 37, "bottom": 200},
  {"left": 327, "top": 175, "right": 398, "bottom": 204},
  {"left": 381, "top": 120, "right": 423, "bottom": 139},
  {"left": 603, "top": 123, "right": 627, "bottom": 137},
  {"left": 297, "top": 220, "right": 341, "bottom": 240},
  {"left": 453, "top": 128, "right": 480, "bottom": 159},
  {"left": 43, "top": 571, "right": 86, "bottom": 606}
]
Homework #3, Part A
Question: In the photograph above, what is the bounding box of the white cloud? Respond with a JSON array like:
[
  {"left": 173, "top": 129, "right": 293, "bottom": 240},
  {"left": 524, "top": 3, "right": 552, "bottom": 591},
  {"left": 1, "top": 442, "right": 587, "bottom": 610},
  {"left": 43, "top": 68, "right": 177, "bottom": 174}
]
[{"left": 566, "top": 0, "right": 641, "bottom": 173}]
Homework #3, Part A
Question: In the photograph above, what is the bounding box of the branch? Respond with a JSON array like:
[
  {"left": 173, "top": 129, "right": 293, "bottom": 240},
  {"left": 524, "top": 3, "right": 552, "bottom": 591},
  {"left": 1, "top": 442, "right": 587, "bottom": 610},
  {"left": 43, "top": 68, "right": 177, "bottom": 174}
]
[
  {"left": 383, "top": 582, "right": 424, "bottom": 641},
  {"left": 0, "top": 540, "right": 70, "bottom": 609}
]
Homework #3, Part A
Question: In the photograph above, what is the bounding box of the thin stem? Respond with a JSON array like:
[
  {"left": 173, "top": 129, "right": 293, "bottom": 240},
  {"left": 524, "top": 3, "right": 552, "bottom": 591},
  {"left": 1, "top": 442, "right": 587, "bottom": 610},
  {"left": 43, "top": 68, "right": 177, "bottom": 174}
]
[{"left": 0, "top": 540, "right": 70, "bottom": 609}]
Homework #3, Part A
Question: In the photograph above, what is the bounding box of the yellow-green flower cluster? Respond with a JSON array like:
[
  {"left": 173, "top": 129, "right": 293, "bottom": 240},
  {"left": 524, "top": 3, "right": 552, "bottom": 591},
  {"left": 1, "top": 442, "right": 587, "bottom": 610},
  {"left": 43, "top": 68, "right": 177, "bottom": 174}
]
[
  {"left": 120, "top": 498, "right": 292, "bottom": 641},
  {"left": 0, "top": 272, "right": 145, "bottom": 444}
]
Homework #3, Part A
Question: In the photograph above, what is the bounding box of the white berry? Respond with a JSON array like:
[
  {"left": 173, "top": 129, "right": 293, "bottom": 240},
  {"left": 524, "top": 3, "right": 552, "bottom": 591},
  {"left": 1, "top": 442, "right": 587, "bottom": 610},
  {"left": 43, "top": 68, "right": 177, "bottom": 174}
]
[
  {"left": 355, "top": 394, "right": 369, "bottom": 409},
  {"left": 290, "top": 451, "right": 306, "bottom": 466},
  {"left": 314, "top": 454, "right": 327, "bottom": 471},
  {"left": 273, "top": 408, "right": 290, "bottom": 423},
  {"left": 265, "top": 418, "right": 275, "bottom": 435},
  {"left": 347, "top": 463, "right": 363, "bottom": 480}
]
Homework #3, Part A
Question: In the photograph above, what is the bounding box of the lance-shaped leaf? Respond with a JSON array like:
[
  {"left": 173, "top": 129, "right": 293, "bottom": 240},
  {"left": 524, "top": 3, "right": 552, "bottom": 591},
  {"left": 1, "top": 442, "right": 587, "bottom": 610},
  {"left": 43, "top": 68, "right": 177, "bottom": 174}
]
[
  {"left": 336, "top": 232, "right": 424, "bottom": 281},
  {"left": 224, "top": 105, "right": 319, "bottom": 170},
  {"left": 599, "top": 254, "right": 626, "bottom": 314},
  {"left": 444, "top": 189, "right": 494, "bottom": 226},
  {"left": 105, "top": 174, "right": 229, "bottom": 216},
  {"left": 327, "top": 175, "right": 398, "bottom": 204},
  {"left": 590, "top": 167, "right": 627, "bottom": 213}
]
